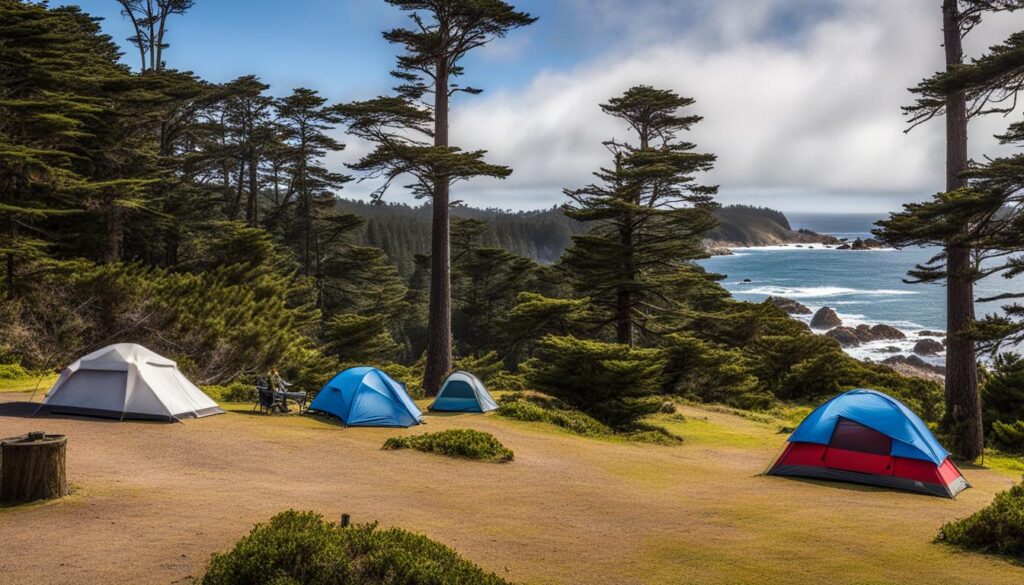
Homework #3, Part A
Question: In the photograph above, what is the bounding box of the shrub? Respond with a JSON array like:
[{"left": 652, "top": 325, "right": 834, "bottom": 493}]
[
  {"left": 203, "top": 382, "right": 255, "bottom": 403},
  {"left": 497, "top": 392, "right": 612, "bottom": 437},
  {"left": 662, "top": 334, "right": 772, "bottom": 410},
  {"left": 202, "top": 510, "right": 510, "bottom": 585},
  {"left": 990, "top": 420, "right": 1024, "bottom": 453},
  {"left": 382, "top": 429, "right": 513, "bottom": 463},
  {"left": 0, "top": 362, "right": 29, "bottom": 380},
  {"left": 939, "top": 478, "right": 1024, "bottom": 560},
  {"left": 523, "top": 335, "right": 667, "bottom": 430},
  {"left": 982, "top": 353, "right": 1024, "bottom": 435}
]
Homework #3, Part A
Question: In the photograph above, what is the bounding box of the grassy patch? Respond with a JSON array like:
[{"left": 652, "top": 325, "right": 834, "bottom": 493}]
[
  {"left": 0, "top": 372, "right": 58, "bottom": 394},
  {"left": 497, "top": 392, "right": 681, "bottom": 445},
  {"left": 939, "top": 477, "right": 1024, "bottom": 561},
  {"left": 383, "top": 429, "right": 514, "bottom": 463},
  {"left": 202, "top": 510, "right": 510, "bottom": 585}
]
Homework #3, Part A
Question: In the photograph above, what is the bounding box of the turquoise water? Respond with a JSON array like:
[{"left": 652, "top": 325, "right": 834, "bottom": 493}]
[{"left": 698, "top": 213, "right": 1015, "bottom": 366}]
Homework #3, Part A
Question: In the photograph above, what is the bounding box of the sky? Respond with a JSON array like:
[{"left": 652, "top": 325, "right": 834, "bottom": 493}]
[{"left": 63, "top": 0, "right": 1024, "bottom": 213}]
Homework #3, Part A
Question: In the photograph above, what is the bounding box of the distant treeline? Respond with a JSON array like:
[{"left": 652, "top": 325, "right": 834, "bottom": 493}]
[
  {"left": 337, "top": 200, "right": 587, "bottom": 276},
  {"left": 340, "top": 200, "right": 805, "bottom": 275}
]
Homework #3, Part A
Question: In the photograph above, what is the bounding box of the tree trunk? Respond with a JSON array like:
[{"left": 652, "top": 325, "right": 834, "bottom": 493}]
[
  {"left": 0, "top": 433, "right": 69, "bottom": 505},
  {"left": 247, "top": 155, "right": 259, "bottom": 227},
  {"left": 5, "top": 252, "right": 14, "bottom": 301},
  {"left": 105, "top": 210, "right": 124, "bottom": 263},
  {"left": 941, "top": 0, "right": 983, "bottom": 460},
  {"left": 616, "top": 290, "right": 634, "bottom": 347},
  {"left": 422, "top": 56, "right": 453, "bottom": 396}
]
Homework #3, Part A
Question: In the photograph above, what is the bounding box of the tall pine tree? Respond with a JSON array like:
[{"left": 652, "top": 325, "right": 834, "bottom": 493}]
[
  {"left": 562, "top": 86, "right": 718, "bottom": 346},
  {"left": 875, "top": 0, "right": 1024, "bottom": 459},
  {"left": 335, "top": 0, "right": 535, "bottom": 394}
]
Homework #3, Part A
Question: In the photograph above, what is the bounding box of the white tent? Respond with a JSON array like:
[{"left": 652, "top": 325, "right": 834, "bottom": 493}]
[{"left": 40, "top": 343, "right": 223, "bottom": 421}]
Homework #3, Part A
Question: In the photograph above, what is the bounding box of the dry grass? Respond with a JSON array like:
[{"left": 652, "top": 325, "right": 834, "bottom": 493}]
[{"left": 0, "top": 392, "right": 1021, "bottom": 585}]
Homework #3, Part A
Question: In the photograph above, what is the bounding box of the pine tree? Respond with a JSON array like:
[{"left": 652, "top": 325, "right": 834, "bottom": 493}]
[
  {"left": 115, "top": 0, "right": 195, "bottom": 73},
  {"left": 0, "top": 2, "right": 152, "bottom": 294},
  {"left": 334, "top": 0, "right": 536, "bottom": 394},
  {"left": 275, "top": 88, "right": 352, "bottom": 280},
  {"left": 875, "top": 1, "right": 1024, "bottom": 459},
  {"left": 562, "top": 86, "right": 718, "bottom": 347}
]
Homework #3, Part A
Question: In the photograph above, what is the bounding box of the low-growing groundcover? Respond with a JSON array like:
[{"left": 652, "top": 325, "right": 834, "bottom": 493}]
[
  {"left": 201, "top": 511, "right": 511, "bottom": 585},
  {"left": 497, "top": 392, "right": 681, "bottom": 445},
  {"left": 382, "top": 429, "right": 514, "bottom": 463},
  {"left": 938, "top": 477, "right": 1024, "bottom": 560}
]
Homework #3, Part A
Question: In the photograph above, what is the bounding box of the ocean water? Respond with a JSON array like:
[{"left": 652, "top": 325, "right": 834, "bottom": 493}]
[{"left": 699, "top": 213, "right": 1017, "bottom": 366}]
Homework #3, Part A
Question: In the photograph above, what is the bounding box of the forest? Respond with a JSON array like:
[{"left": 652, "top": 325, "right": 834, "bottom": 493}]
[
  {"left": 0, "top": 0, "right": 949, "bottom": 437},
  {"left": 8, "top": 1, "right": 1024, "bottom": 583},
  {"left": 4, "top": 0, "right": 1024, "bottom": 453}
]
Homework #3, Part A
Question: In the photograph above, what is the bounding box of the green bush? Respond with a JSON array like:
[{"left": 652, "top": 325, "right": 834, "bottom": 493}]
[
  {"left": 990, "top": 420, "right": 1024, "bottom": 453},
  {"left": 0, "top": 363, "right": 29, "bottom": 380},
  {"left": 202, "top": 510, "right": 511, "bottom": 585},
  {"left": 662, "top": 334, "right": 772, "bottom": 410},
  {"left": 523, "top": 335, "right": 667, "bottom": 430},
  {"left": 497, "top": 392, "right": 613, "bottom": 437},
  {"left": 939, "top": 478, "right": 1024, "bottom": 560},
  {"left": 203, "top": 382, "right": 255, "bottom": 403},
  {"left": 982, "top": 353, "right": 1024, "bottom": 436},
  {"left": 382, "top": 429, "right": 513, "bottom": 463}
]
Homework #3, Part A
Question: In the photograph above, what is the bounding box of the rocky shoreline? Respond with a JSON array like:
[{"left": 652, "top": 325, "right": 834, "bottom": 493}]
[{"left": 766, "top": 296, "right": 946, "bottom": 381}]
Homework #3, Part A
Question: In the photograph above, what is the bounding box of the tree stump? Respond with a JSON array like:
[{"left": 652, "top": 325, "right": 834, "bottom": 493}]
[{"left": 0, "top": 432, "right": 69, "bottom": 505}]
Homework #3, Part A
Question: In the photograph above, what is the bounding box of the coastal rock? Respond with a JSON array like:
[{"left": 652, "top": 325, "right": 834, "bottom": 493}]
[
  {"left": 810, "top": 307, "right": 842, "bottom": 329},
  {"left": 913, "top": 338, "right": 944, "bottom": 356},
  {"left": 826, "top": 326, "right": 862, "bottom": 347},
  {"left": 868, "top": 324, "right": 906, "bottom": 341},
  {"left": 842, "top": 237, "right": 884, "bottom": 251},
  {"left": 881, "top": 355, "right": 945, "bottom": 382},
  {"left": 765, "top": 296, "right": 812, "bottom": 315},
  {"left": 918, "top": 330, "right": 944, "bottom": 337}
]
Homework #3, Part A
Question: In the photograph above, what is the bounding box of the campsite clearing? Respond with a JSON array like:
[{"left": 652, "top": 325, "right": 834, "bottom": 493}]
[{"left": 0, "top": 392, "right": 1021, "bottom": 585}]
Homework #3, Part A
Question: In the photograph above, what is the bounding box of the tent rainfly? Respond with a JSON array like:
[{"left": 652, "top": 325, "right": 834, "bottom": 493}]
[
  {"left": 429, "top": 371, "right": 498, "bottom": 413},
  {"left": 40, "top": 343, "right": 223, "bottom": 422},
  {"left": 308, "top": 367, "right": 423, "bottom": 427},
  {"left": 767, "top": 388, "right": 969, "bottom": 498}
]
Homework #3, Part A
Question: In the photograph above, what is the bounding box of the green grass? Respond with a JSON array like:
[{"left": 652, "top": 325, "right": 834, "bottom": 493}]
[
  {"left": 0, "top": 373, "right": 58, "bottom": 394},
  {"left": 382, "top": 429, "right": 514, "bottom": 463}
]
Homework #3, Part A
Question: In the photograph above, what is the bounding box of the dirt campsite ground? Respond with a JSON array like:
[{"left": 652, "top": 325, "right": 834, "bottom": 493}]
[{"left": 1, "top": 389, "right": 1022, "bottom": 585}]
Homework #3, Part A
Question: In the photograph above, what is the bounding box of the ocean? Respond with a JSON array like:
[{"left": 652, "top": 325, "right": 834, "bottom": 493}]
[{"left": 698, "top": 213, "right": 1016, "bottom": 367}]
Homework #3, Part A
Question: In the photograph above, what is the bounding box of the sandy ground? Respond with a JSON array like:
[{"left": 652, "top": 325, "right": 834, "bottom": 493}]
[{"left": 0, "top": 393, "right": 1021, "bottom": 585}]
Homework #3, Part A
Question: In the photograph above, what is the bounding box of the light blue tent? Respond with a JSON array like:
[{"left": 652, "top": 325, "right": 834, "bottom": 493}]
[
  {"left": 309, "top": 367, "right": 422, "bottom": 427},
  {"left": 429, "top": 371, "right": 498, "bottom": 413}
]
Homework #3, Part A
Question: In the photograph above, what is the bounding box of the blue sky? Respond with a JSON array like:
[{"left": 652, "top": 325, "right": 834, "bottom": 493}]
[{"left": 63, "top": 1, "right": 1024, "bottom": 213}]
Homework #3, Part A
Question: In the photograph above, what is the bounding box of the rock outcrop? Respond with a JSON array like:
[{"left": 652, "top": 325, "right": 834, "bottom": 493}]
[
  {"left": 765, "top": 296, "right": 812, "bottom": 315},
  {"left": 882, "top": 354, "right": 946, "bottom": 381},
  {"left": 810, "top": 307, "right": 842, "bottom": 329},
  {"left": 826, "top": 327, "right": 862, "bottom": 347},
  {"left": 825, "top": 324, "right": 908, "bottom": 347},
  {"left": 913, "top": 338, "right": 944, "bottom": 356}
]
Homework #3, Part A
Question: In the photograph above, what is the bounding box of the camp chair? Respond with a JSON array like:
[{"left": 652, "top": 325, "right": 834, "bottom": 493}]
[
  {"left": 253, "top": 378, "right": 282, "bottom": 414},
  {"left": 267, "top": 370, "right": 307, "bottom": 413}
]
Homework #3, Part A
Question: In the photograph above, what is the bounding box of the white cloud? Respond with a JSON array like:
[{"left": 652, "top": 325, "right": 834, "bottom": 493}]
[{"left": 341, "top": 0, "right": 1024, "bottom": 213}]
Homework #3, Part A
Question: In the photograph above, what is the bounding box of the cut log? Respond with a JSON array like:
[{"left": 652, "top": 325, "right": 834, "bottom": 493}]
[{"left": 1, "top": 432, "right": 69, "bottom": 505}]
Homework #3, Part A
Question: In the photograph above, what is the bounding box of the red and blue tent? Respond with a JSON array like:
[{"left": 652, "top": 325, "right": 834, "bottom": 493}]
[{"left": 767, "top": 389, "right": 969, "bottom": 498}]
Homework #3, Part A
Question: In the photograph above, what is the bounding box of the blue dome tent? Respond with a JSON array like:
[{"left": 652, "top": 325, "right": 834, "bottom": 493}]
[
  {"left": 767, "top": 389, "right": 969, "bottom": 498},
  {"left": 308, "top": 367, "right": 422, "bottom": 427},
  {"left": 429, "top": 371, "right": 498, "bottom": 413}
]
